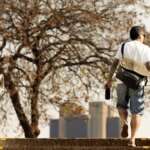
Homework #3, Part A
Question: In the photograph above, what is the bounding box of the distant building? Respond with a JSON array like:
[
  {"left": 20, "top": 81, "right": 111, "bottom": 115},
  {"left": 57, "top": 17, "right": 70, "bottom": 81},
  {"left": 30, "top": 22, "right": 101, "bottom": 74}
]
[
  {"left": 50, "top": 119, "right": 59, "bottom": 138},
  {"left": 107, "top": 117, "right": 120, "bottom": 138},
  {"left": 49, "top": 101, "right": 120, "bottom": 138}
]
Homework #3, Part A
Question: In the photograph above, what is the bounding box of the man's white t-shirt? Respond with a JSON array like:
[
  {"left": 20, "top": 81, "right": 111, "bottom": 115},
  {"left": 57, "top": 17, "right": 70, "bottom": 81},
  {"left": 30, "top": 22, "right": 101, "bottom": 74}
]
[{"left": 115, "top": 40, "right": 150, "bottom": 63}]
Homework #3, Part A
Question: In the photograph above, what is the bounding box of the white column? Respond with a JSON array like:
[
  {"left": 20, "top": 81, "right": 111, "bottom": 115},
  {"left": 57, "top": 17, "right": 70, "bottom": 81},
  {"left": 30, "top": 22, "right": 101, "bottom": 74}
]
[
  {"left": 88, "top": 101, "right": 108, "bottom": 138},
  {"left": 59, "top": 117, "right": 66, "bottom": 138}
]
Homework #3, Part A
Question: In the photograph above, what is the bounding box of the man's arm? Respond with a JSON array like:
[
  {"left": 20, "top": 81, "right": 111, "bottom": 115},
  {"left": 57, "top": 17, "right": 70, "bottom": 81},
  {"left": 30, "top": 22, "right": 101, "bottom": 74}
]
[
  {"left": 106, "top": 59, "right": 120, "bottom": 87},
  {"left": 145, "top": 62, "right": 150, "bottom": 71},
  {"left": 108, "top": 59, "right": 120, "bottom": 80}
]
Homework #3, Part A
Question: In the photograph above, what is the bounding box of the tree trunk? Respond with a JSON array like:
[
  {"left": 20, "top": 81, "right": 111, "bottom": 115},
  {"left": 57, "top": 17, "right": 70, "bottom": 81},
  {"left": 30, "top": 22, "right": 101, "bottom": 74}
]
[
  {"left": 31, "top": 78, "right": 40, "bottom": 137},
  {"left": 4, "top": 72, "right": 34, "bottom": 138},
  {"left": 30, "top": 46, "right": 41, "bottom": 137}
]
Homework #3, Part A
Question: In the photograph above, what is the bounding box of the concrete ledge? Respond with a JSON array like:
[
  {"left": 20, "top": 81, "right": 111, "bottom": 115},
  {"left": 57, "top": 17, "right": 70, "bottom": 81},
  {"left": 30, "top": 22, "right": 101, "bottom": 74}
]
[{"left": 0, "top": 139, "right": 150, "bottom": 150}]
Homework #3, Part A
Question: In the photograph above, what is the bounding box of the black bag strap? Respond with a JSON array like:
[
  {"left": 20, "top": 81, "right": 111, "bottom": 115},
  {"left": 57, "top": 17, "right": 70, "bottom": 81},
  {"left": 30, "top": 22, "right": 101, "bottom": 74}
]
[{"left": 121, "top": 43, "right": 125, "bottom": 58}]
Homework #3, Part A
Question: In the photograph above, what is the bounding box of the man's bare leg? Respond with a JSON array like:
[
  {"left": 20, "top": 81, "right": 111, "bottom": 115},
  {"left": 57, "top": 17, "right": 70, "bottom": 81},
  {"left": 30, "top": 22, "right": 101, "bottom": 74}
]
[
  {"left": 118, "top": 108, "right": 128, "bottom": 138},
  {"left": 118, "top": 108, "right": 128, "bottom": 125},
  {"left": 130, "top": 114, "right": 141, "bottom": 146}
]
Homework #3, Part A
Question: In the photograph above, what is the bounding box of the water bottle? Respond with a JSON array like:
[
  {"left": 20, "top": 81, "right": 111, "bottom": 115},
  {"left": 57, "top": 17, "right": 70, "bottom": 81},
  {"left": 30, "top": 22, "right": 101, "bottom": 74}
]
[{"left": 105, "top": 84, "right": 110, "bottom": 100}]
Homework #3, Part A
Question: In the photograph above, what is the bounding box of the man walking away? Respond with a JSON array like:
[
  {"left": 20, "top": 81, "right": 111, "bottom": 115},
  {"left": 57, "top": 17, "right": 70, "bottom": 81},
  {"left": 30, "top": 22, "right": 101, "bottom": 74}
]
[{"left": 106, "top": 26, "right": 150, "bottom": 147}]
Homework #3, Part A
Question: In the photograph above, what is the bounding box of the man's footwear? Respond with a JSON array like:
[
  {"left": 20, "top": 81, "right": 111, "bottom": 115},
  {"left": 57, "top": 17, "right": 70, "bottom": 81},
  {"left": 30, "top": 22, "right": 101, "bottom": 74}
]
[
  {"left": 127, "top": 140, "right": 136, "bottom": 147},
  {"left": 121, "top": 124, "right": 128, "bottom": 138}
]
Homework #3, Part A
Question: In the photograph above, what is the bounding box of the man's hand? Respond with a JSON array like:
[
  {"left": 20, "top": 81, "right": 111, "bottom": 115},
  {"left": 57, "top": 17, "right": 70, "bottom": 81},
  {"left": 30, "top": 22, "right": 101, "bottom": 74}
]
[{"left": 105, "top": 79, "right": 112, "bottom": 88}]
